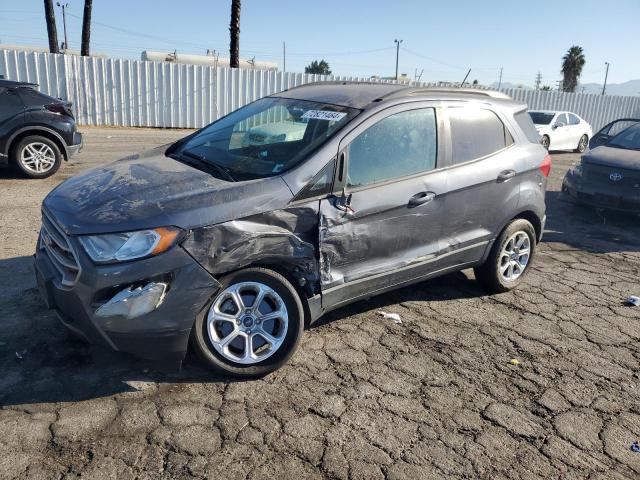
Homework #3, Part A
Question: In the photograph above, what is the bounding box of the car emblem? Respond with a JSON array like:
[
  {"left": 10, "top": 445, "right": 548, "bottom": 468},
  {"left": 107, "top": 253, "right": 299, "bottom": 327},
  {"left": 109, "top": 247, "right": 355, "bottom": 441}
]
[{"left": 609, "top": 172, "right": 623, "bottom": 182}]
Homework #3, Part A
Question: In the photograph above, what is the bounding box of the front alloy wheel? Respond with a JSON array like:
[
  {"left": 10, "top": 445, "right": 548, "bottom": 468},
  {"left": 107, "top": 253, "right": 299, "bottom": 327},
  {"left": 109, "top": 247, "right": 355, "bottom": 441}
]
[
  {"left": 191, "top": 267, "right": 304, "bottom": 377},
  {"left": 207, "top": 282, "right": 289, "bottom": 365},
  {"left": 541, "top": 135, "right": 550, "bottom": 150}
]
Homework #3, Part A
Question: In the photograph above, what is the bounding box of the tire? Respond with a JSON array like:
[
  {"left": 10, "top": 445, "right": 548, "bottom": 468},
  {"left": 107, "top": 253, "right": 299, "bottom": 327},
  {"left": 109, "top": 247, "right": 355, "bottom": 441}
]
[
  {"left": 474, "top": 219, "right": 537, "bottom": 293},
  {"left": 190, "top": 267, "right": 305, "bottom": 378},
  {"left": 12, "top": 135, "right": 62, "bottom": 179},
  {"left": 575, "top": 134, "right": 588, "bottom": 153},
  {"left": 541, "top": 135, "right": 550, "bottom": 150}
]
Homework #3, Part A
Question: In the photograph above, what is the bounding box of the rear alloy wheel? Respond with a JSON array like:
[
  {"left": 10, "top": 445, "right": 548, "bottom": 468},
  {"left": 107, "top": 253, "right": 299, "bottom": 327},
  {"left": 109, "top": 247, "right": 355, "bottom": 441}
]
[
  {"left": 474, "top": 219, "right": 536, "bottom": 293},
  {"left": 12, "top": 135, "right": 62, "bottom": 179},
  {"left": 575, "top": 134, "right": 588, "bottom": 153},
  {"left": 541, "top": 135, "right": 550, "bottom": 150},
  {"left": 190, "top": 268, "right": 304, "bottom": 378}
]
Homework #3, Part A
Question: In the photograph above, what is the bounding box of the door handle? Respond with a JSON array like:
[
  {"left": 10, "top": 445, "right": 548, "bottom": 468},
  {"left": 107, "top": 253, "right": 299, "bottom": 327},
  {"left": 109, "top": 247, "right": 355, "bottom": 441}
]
[
  {"left": 497, "top": 170, "right": 516, "bottom": 183},
  {"left": 408, "top": 191, "right": 436, "bottom": 207}
]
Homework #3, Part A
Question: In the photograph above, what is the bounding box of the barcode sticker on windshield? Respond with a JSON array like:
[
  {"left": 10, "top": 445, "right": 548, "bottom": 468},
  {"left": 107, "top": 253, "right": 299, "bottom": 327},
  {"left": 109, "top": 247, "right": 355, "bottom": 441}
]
[{"left": 301, "top": 110, "right": 346, "bottom": 121}]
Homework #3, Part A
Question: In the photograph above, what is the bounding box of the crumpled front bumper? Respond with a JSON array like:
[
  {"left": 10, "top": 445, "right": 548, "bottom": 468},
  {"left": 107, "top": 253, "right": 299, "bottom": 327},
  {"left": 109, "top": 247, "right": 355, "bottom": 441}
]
[
  {"left": 34, "top": 238, "right": 220, "bottom": 365},
  {"left": 562, "top": 170, "right": 640, "bottom": 212}
]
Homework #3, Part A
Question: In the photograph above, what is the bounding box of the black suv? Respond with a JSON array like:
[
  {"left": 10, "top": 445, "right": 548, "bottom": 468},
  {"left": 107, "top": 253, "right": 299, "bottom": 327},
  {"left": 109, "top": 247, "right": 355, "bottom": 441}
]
[
  {"left": 36, "top": 83, "right": 548, "bottom": 377},
  {"left": 0, "top": 79, "right": 83, "bottom": 178}
]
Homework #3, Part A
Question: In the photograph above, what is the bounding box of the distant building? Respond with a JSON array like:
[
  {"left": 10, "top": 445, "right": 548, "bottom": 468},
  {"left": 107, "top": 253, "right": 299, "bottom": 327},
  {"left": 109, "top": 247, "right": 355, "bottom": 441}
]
[{"left": 370, "top": 73, "right": 412, "bottom": 83}]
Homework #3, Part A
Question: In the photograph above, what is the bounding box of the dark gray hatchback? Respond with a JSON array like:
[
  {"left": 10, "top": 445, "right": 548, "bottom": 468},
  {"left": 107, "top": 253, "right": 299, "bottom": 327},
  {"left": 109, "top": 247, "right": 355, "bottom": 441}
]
[{"left": 35, "top": 83, "right": 549, "bottom": 377}]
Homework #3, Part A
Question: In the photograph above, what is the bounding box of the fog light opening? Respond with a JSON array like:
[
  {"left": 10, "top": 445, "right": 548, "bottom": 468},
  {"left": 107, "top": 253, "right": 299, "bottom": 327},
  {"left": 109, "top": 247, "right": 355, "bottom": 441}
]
[{"left": 95, "top": 282, "right": 168, "bottom": 319}]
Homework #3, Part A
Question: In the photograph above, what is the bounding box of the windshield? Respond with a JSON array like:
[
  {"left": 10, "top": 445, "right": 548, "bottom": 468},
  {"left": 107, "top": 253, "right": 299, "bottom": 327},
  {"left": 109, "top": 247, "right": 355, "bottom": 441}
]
[
  {"left": 528, "top": 112, "right": 554, "bottom": 125},
  {"left": 607, "top": 123, "right": 640, "bottom": 150},
  {"left": 176, "top": 97, "right": 359, "bottom": 180}
]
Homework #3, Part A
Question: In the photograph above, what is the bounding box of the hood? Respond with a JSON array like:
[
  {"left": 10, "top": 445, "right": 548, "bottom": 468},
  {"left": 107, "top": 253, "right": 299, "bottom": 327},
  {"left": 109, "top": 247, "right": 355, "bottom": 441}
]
[
  {"left": 44, "top": 147, "right": 294, "bottom": 235},
  {"left": 582, "top": 145, "right": 640, "bottom": 171}
]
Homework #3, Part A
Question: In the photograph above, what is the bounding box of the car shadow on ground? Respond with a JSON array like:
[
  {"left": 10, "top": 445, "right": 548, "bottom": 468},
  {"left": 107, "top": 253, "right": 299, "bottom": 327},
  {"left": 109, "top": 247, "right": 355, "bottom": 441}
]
[
  {"left": 542, "top": 191, "right": 640, "bottom": 253},
  {"left": 3, "top": 189, "right": 637, "bottom": 407},
  {"left": 0, "top": 254, "right": 484, "bottom": 407},
  {"left": 0, "top": 167, "right": 24, "bottom": 179}
]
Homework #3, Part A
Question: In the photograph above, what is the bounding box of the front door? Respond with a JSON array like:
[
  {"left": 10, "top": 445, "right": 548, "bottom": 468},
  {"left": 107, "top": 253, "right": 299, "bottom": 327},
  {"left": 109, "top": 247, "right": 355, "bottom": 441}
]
[
  {"left": 552, "top": 113, "right": 571, "bottom": 149},
  {"left": 319, "top": 104, "right": 448, "bottom": 308}
]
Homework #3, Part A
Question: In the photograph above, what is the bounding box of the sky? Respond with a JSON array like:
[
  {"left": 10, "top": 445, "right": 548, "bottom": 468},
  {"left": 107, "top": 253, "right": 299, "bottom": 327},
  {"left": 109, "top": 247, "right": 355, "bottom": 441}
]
[{"left": 1, "top": 0, "right": 638, "bottom": 88}]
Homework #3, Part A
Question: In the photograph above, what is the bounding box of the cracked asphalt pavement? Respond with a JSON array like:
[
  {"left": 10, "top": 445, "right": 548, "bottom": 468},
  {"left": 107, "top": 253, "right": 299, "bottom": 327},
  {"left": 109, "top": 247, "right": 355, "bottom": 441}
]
[{"left": 1, "top": 127, "right": 639, "bottom": 479}]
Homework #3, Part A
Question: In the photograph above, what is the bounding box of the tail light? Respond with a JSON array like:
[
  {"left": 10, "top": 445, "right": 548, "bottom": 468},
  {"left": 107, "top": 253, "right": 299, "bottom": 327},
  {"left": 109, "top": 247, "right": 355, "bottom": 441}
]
[
  {"left": 539, "top": 154, "right": 552, "bottom": 177},
  {"left": 45, "top": 103, "right": 74, "bottom": 118}
]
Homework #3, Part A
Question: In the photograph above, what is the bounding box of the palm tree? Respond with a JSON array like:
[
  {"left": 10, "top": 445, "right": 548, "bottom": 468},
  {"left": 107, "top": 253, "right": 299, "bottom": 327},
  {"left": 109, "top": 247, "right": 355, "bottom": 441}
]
[
  {"left": 305, "top": 60, "right": 332, "bottom": 75},
  {"left": 561, "top": 46, "right": 586, "bottom": 93},
  {"left": 44, "top": 0, "right": 59, "bottom": 53},
  {"left": 229, "top": 0, "right": 241, "bottom": 68},
  {"left": 80, "top": 0, "right": 92, "bottom": 56}
]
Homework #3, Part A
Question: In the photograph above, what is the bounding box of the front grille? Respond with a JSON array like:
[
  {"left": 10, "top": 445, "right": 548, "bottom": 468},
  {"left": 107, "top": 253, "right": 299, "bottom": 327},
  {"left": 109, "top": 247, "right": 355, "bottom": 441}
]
[
  {"left": 584, "top": 164, "right": 640, "bottom": 190},
  {"left": 39, "top": 210, "right": 81, "bottom": 288}
]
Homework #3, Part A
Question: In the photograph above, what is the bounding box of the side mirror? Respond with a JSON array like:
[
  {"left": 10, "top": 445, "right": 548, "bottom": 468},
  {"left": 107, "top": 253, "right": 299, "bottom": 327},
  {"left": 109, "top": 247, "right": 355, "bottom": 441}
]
[{"left": 551, "top": 123, "right": 558, "bottom": 130}]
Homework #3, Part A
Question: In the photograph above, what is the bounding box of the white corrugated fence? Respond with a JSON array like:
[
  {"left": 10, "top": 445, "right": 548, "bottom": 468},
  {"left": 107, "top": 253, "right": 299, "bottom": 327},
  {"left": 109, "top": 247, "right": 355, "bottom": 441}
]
[{"left": 2, "top": 49, "right": 639, "bottom": 131}]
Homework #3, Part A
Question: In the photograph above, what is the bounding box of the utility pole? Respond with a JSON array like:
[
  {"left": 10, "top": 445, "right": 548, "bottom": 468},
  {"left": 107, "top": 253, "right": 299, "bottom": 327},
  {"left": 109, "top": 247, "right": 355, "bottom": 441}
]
[
  {"left": 497, "top": 67, "right": 503, "bottom": 89},
  {"left": 535, "top": 71, "right": 542, "bottom": 90},
  {"left": 56, "top": 2, "right": 69, "bottom": 52},
  {"left": 81, "top": 0, "right": 92, "bottom": 56},
  {"left": 282, "top": 42, "right": 286, "bottom": 72},
  {"left": 44, "top": 0, "right": 59, "bottom": 53},
  {"left": 602, "top": 62, "right": 610, "bottom": 95},
  {"left": 394, "top": 39, "right": 402, "bottom": 81}
]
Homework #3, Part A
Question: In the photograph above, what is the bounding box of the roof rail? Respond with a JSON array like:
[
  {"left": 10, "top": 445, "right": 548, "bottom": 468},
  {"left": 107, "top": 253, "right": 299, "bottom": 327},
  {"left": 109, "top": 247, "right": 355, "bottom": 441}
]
[{"left": 407, "top": 87, "right": 512, "bottom": 99}]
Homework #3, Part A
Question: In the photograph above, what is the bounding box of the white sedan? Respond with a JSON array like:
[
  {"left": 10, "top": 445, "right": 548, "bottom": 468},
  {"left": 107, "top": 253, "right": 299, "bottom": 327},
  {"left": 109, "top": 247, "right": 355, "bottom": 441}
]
[{"left": 528, "top": 110, "right": 592, "bottom": 153}]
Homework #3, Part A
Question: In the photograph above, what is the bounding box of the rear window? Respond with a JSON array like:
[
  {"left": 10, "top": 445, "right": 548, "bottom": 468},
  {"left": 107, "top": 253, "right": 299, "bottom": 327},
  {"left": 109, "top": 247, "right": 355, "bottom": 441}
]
[
  {"left": 528, "top": 111, "right": 554, "bottom": 125},
  {"left": 448, "top": 107, "right": 512, "bottom": 164},
  {"left": 515, "top": 111, "right": 541, "bottom": 143}
]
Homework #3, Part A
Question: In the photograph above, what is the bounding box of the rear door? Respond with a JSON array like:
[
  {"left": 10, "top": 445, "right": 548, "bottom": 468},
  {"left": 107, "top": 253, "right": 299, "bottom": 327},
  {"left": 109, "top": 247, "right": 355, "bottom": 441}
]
[
  {"left": 319, "top": 103, "right": 449, "bottom": 307},
  {"left": 0, "top": 87, "right": 25, "bottom": 156},
  {"left": 438, "top": 104, "right": 520, "bottom": 267},
  {"left": 567, "top": 113, "right": 582, "bottom": 148}
]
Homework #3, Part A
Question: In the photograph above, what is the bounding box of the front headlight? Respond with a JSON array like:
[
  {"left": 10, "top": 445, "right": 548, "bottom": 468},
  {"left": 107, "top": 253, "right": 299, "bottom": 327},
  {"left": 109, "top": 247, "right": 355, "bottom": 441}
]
[
  {"left": 79, "top": 227, "right": 182, "bottom": 263},
  {"left": 573, "top": 164, "right": 583, "bottom": 176}
]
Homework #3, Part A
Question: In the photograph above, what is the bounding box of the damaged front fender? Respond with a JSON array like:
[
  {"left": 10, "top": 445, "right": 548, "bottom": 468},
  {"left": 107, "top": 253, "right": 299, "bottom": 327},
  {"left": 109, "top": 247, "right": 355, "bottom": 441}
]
[{"left": 182, "top": 204, "right": 321, "bottom": 297}]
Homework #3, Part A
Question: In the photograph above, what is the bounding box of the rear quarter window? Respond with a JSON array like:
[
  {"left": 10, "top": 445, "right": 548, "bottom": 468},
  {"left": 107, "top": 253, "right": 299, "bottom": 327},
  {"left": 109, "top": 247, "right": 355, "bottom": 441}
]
[
  {"left": 448, "top": 107, "right": 513, "bottom": 164},
  {"left": 514, "top": 111, "right": 541, "bottom": 144},
  {"left": 16, "top": 87, "right": 59, "bottom": 106}
]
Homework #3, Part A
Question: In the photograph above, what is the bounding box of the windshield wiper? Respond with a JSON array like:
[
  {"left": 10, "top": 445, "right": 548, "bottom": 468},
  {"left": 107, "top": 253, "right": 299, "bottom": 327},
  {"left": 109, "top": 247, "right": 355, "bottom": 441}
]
[{"left": 176, "top": 150, "right": 236, "bottom": 182}]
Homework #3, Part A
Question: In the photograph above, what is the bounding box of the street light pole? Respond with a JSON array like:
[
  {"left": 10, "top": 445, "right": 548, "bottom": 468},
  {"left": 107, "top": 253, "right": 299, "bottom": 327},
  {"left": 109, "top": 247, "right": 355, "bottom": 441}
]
[
  {"left": 394, "top": 39, "right": 402, "bottom": 81},
  {"left": 602, "top": 62, "right": 610, "bottom": 95},
  {"left": 56, "top": 2, "right": 69, "bottom": 52}
]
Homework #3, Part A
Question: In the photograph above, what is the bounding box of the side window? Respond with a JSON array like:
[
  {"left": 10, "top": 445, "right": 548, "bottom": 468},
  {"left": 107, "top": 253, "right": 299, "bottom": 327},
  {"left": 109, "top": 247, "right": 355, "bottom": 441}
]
[
  {"left": 295, "top": 159, "right": 335, "bottom": 200},
  {"left": 346, "top": 108, "right": 437, "bottom": 188},
  {"left": 514, "top": 111, "right": 541, "bottom": 144},
  {"left": 608, "top": 120, "right": 639, "bottom": 137},
  {"left": 555, "top": 113, "right": 568, "bottom": 126},
  {"left": 448, "top": 107, "right": 511, "bottom": 164},
  {"left": 568, "top": 113, "right": 580, "bottom": 125}
]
